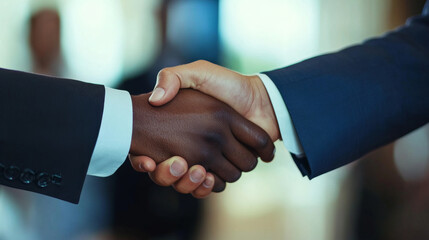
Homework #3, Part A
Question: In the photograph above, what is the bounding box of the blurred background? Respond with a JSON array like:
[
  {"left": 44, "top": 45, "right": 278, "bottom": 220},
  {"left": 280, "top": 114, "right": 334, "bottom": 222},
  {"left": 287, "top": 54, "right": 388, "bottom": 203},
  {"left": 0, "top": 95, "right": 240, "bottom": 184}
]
[{"left": 0, "top": 0, "right": 428, "bottom": 239}]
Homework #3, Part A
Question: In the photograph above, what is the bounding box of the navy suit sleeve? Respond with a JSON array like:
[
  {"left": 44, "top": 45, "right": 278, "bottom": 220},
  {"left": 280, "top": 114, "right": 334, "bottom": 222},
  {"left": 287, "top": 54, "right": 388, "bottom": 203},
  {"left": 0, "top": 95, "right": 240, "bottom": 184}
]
[
  {"left": 0, "top": 68, "right": 105, "bottom": 203},
  {"left": 265, "top": 1, "right": 429, "bottom": 179}
]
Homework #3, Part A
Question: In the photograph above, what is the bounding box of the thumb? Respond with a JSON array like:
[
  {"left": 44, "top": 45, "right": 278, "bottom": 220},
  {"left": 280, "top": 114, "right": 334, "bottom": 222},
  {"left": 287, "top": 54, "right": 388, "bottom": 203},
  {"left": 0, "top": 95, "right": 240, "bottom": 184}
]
[
  {"left": 148, "top": 60, "right": 210, "bottom": 106},
  {"left": 148, "top": 69, "right": 181, "bottom": 106}
]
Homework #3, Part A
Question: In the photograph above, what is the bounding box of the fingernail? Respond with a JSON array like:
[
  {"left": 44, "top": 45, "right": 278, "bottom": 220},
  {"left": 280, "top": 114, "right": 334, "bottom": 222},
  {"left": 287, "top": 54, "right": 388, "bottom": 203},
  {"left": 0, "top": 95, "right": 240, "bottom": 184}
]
[
  {"left": 149, "top": 88, "right": 165, "bottom": 102},
  {"left": 170, "top": 160, "right": 186, "bottom": 177},
  {"left": 203, "top": 177, "right": 214, "bottom": 188},
  {"left": 138, "top": 163, "right": 143, "bottom": 170},
  {"left": 190, "top": 169, "right": 204, "bottom": 183}
]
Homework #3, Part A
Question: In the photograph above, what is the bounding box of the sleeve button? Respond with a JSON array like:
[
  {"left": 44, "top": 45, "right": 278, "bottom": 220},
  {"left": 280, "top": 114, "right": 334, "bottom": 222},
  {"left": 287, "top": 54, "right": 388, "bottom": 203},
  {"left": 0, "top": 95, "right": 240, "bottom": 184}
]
[
  {"left": 4, "top": 166, "right": 20, "bottom": 181},
  {"left": 51, "top": 174, "right": 62, "bottom": 186},
  {"left": 20, "top": 169, "right": 36, "bottom": 184},
  {"left": 37, "top": 172, "right": 51, "bottom": 188}
]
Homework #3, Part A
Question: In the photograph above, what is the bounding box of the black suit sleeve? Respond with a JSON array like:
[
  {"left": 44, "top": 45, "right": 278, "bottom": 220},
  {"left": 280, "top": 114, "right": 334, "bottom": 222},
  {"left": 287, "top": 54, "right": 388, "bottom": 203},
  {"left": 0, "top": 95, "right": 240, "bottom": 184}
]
[
  {"left": 265, "top": 1, "right": 429, "bottom": 179},
  {"left": 0, "top": 68, "right": 105, "bottom": 203}
]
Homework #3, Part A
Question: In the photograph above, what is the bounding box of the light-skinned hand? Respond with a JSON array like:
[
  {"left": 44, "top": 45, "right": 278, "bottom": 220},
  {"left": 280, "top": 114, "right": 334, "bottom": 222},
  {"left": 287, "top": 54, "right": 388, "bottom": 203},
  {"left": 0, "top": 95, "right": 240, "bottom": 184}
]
[{"left": 138, "top": 60, "right": 279, "bottom": 198}]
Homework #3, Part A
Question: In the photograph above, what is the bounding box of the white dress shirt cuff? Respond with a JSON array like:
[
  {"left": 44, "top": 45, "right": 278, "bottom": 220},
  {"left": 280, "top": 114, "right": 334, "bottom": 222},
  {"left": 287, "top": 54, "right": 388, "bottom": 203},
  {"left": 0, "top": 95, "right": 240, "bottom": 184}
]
[
  {"left": 257, "top": 74, "right": 305, "bottom": 157},
  {"left": 87, "top": 87, "right": 133, "bottom": 177}
]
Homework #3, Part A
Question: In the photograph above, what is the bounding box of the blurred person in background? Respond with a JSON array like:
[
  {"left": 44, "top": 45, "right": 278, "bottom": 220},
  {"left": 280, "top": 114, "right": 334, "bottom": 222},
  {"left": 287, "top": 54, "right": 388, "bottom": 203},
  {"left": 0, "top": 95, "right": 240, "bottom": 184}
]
[
  {"left": 1, "top": 59, "right": 271, "bottom": 240},
  {"left": 0, "top": 8, "right": 115, "bottom": 240},
  {"left": 1, "top": 1, "right": 274, "bottom": 240},
  {"left": 3, "top": 1, "right": 428, "bottom": 240},
  {"left": 29, "top": 9, "right": 62, "bottom": 76}
]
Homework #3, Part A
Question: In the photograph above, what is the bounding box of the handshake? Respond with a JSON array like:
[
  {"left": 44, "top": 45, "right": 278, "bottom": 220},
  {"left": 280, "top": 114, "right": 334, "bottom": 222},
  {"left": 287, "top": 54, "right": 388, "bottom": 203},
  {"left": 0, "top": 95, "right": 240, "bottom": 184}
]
[{"left": 127, "top": 60, "right": 280, "bottom": 198}]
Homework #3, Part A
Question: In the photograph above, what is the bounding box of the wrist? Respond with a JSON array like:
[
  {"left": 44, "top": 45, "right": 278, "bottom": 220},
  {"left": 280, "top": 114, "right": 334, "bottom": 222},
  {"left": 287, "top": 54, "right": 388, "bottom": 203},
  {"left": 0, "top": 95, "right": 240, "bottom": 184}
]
[
  {"left": 248, "top": 75, "right": 281, "bottom": 141},
  {"left": 130, "top": 95, "right": 138, "bottom": 154},
  {"left": 129, "top": 94, "right": 151, "bottom": 155}
]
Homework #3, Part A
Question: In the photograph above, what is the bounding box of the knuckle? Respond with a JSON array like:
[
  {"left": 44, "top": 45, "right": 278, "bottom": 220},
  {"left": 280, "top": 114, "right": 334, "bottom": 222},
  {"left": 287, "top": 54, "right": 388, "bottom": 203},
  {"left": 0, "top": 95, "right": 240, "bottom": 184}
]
[
  {"left": 192, "top": 191, "right": 208, "bottom": 199},
  {"left": 154, "top": 177, "right": 171, "bottom": 187},
  {"left": 194, "top": 151, "right": 214, "bottom": 169},
  {"left": 203, "top": 130, "right": 225, "bottom": 145},
  {"left": 242, "top": 157, "right": 258, "bottom": 172},
  {"left": 212, "top": 107, "right": 231, "bottom": 121},
  {"left": 198, "top": 148, "right": 213, "bottom": 162},
  {"left": 157, "top": 68, "right": 173, "bottom": 81},
  {"left": 203, "top": 103, "right": 230, "bottom": 122},
  {"left": 195, "top": 59, "right": 209, "bottom": 66},
  {"left": 255, "top": 134, "right": 269, "bottom": 148}
]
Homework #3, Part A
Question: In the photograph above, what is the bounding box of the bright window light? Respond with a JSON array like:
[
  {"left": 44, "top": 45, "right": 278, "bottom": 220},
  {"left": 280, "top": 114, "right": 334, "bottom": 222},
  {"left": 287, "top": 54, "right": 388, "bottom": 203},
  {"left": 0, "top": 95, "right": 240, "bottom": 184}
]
[
  {"left": 61, "top": 0, "right": 123, "bottom": 87},
  {"left": 220, "top": 0, "right": 320, "bottom": 73}
]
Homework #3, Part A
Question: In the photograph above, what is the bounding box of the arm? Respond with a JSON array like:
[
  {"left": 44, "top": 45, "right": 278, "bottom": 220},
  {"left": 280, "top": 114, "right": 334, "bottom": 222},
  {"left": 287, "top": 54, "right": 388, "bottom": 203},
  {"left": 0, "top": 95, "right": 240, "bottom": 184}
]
[
  {"left": 265, "top": 3, "right": 429, "bottom": 178},
  {"left": 144, "top": 1, "right": 429, "bottom": 188},
  {"left": 0, "top": 68, "right": 104, "bottom": 203},
  {"left": 0, "top": 68, "right": 273, "bottom": 201}
]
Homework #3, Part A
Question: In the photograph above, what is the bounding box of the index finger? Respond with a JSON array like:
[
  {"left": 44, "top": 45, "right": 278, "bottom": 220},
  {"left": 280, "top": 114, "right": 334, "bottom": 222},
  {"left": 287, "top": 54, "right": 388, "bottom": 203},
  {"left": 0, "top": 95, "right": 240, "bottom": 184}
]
[{"left": 230, "top": 113, "right": 276, "bottom": 162}]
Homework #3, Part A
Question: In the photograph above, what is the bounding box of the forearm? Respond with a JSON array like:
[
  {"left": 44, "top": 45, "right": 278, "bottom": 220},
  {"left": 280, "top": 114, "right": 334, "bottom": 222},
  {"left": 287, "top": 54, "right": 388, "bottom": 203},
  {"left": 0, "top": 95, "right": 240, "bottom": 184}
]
[
  {"left": 0, "top": 68, "right": 105, "bottom": 203},
  {"left": 266, "top": 10, "right": 429, "bottom": 178}
]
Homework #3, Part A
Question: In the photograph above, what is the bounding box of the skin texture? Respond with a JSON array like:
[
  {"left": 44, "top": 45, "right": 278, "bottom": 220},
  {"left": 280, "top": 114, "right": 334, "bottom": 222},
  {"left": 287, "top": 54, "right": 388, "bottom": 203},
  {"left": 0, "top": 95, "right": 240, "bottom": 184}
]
[
  {"left": 130, "top": 89, "right": 275, "bottom": 192},
  {"left": 150, "top": 60, "right": 280, "bottom": 141},
  {"left": 130, "top": 155, "right": 216, "bottom": 197},
  {"left": 133, "top": 60, "right": 280, "bottom": 198}
]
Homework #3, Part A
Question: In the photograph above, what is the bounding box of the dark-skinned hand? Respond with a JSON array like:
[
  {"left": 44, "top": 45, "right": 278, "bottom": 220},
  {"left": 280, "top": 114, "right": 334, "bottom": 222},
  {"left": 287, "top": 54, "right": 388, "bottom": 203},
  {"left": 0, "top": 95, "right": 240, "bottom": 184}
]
[{"left": 130, "top": 89, "right": 275, "bottom": 192}]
